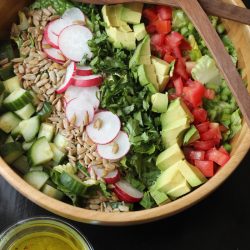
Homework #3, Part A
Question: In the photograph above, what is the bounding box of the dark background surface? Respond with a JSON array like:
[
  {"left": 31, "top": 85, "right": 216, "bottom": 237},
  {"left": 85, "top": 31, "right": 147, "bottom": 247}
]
[{"left": 1, "top": 1, "right": 250, "bottom": 250}]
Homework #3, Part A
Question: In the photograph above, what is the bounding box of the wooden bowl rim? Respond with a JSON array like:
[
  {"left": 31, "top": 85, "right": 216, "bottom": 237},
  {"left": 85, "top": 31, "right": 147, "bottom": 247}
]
[{"left": 0, "top": 0, "right": 249, "bottom": 225}]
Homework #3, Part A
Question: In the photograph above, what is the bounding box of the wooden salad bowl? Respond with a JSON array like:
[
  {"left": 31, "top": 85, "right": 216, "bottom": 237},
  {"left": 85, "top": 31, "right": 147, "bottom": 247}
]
[{"left": 0, "top": 0, "right": 249, "bottom": 225}]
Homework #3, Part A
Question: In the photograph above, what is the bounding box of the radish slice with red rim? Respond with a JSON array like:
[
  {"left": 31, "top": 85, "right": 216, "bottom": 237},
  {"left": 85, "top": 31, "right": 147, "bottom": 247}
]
[
  {"left": 42, "top": 38, "right": 65, "bottom": 63},
  {"left": 73, "top": 74, "right": 103, "bottom": 87},
  {"left": 97, "top": 131, "right": 130, "bottom": 160},
  {"left": 44, "top": 22, "right": 59, "bottom": 48},
  {"left": 50, "top": 18, "right": 71, "bottom": 36},
  {"left": 114, "top": 180, "right": 143, "bottom": 203},
  {"left": 65, "top": 98, "right": 94, "bottom": 127},
  {"left": 62, "top": 7, "right": 85, "bottom": 25},
  {"left": 76, "top": 65, "right": 93, "bottom": 76},
  {"left": 64, "top": 86, "right": 100, "bottom": 109},
  {"left": 56, "top": 61, "right": 76, "bottom": 94},
  {"left": 59, "top": 25, "right": 93, "bottom": 62},
  {"left": 86, "top": 111, "right": 121, "bottom": 145}
]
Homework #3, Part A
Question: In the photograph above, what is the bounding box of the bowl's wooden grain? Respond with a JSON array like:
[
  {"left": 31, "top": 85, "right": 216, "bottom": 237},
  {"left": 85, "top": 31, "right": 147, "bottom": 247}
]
[{"left": 0, "top": 0, "right": 249, "bottom": 225}]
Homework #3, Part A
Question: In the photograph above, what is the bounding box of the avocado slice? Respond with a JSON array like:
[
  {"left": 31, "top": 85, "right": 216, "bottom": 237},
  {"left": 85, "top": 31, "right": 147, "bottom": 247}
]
[
  {"left": 152, "top": 56, "right": 170, "bottom": 76},
  {"left": 115, "top": 4, "right": 132, "bottom": 31},
  {"left": 151, "top": 93, "right": 168, "bottom": 113},
  {"left": 175, "top": 160, "right": 207, "bottom": 187},
  {"left": 167, "top": 178, "right": 191, "bottom": 200},
  {"left": 161, "top": 117, "right": 190, "bottom": 148},
  {"left": 156, "top": 143, "right": 185, "bottom": 171},
  {"left": 121, "top": 3, "right": 143, "bottom": 24},
  {"left": 150, "top": 188, "right": 171, "bottom": 205},
  {"left": 183, "top": 125, "right": 200, "bottom": 145},
  {"left": 161, "top": 98, "right": 194, "bottom": 129},
  {"left": 138, "top": 64, "right": 159, "bottom": 93},
  {"left": 133, "top": 23, "right": 147, "bottom": 41},
  {"left": 158, "top": 75, "right": 170, "bottom": 92}
]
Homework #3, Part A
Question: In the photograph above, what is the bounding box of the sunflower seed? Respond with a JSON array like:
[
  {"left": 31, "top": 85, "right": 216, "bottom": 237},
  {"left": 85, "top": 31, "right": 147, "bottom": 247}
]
[
  {"left": 12, "top": 57, "right": 24, "bottom": 63},
  {"left": 23, "top": 74, "right": 36, "bottom": 81},
  {"left": 93, "top": 118, "right": 103, "bottom": 130},
  {"left": 36, "top": 78, "right": 48, "bottom": 87},
  {"left": 18, "top": 65, "right": 25, "bottom": 74},
  {"left": 112, "top": 142, "right": 119, "bottom": 154}
]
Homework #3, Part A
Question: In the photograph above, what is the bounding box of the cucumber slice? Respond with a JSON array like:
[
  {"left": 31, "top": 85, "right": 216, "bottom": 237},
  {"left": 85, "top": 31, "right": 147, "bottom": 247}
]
[
  {"left": 38, "top": 123, "right": 55, "bottom": 142},
  {"left": 37, "top": 101, "right": 52, "bottom": 121},
  {"left": 29, "top": 90, "right": 39, "bottom": 106},
  {"left": 0, "top": 112, "right": 21, "bottom": 133},
  {"left": 19, "top": 116, "right": 40, "bottom": 142},
  {"left": 50, "top": 143, "right": 66, "bottom": 164},
  {"left": 3, "top": 88, "right": 33, "bottom": 111},
  {"left": 0, "top": 142, "right": 23, "bottom": 164},
  {"left": 5, "top": 135, "right": 14, "bottom": 143},
  {"left": 3, "top": 76, "right": 21, "bottom": 93},
  {"left": 11, "top": 124, "right": 21, "bottom": 139},
  {"left": 54, "top": 133, "right": 69, "bottom": 152},
  {"left": 28, "top": 137, "right": 54, "bottom": 166},
  {"left": 12, "top": 155, "right": 30, "bottom": 175},
  {"left": 41, "top": 184, "right": 64, "bottom": 200},
  {"left": 23, "top": 171, "right": 49, "bottom": 190},
  {"left": 60, "top": 172, "right": 88, "bottom": 196},
  {"left": 22, "top": 140, "right": 34, "bottom": 151},
  {"left": 15, "top": 103, "right": 35, "bottom": 120},
  {"left": 46, "top": 179, "right": 57, "bottom": 188},
  {"left": 0, "top": 91, "right": 7, "bottom": 113},
  {"left": 30, "top": 166, "right": 44, "bottom": 172},
  {"left": 0, "top": 63, "right": 14, "bottom": 81}
]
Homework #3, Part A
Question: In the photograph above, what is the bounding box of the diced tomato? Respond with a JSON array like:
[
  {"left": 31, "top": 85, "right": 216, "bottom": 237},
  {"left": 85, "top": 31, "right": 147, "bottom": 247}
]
[
  {"left": 200, "top": 127, "right": 222, "bottom": 142},
  {"left": 172, "top": 46, "right": 182, "bottom": 59},
  {"left": 179, "top": 39, "right": 192, "bottom": 51},
  {"left": 183, "top": 81, "right": 205, "bottom": 107},
  {"left": 143, "top": 8, "right": 158, "bottom": 22},
  {"left": 218, "top": 146, "right": 230, "bottom": 156},
  {"left": 174, "top": 59, "right": 189, "bottom": 80},
  {"left": 193, "top": 140, "right": 216, "bottom": 151},
  {"left": 154, "top": 20, "right": 171, "bottom": 34},
  {"left": 163, "top": 54, "right": 175, "bottom": 63},
  {"left": 146, "top": 23, "right": 156, "bottom": 34},
  {"left": 204, "top": 88, "right": 215, "bottom": 100},
  {"left": 206, "top": 148, "right": 230, "bottom": 166},
  {"left": 195, "top": 160, "right": 214, "bottom": 177},
  {"left": 168, "top": 93, "right": 178, "bottom": 100},
  {"left": 185, "top": 61, "right": 196, "bottom": 74},
  {"left": 173, "top": 77, "right": 183, "bottom": 96},
  {"left": 189, "top": 150, "right": 205, "bottom": 161},
  {"left": 192, "top": 108, "right": 207, "bottom": 123},
  {"left": 196, "top": 121, "right": 210, "bottom": 133},
  {"left": 156, "top": 5, "right": 172, "bottom": 20},
  {"left": 151, "top": 34, "right": 165, "bottom": 46},
  {"left": 165, "top": 31, "right": 184, "bottom": 47}
]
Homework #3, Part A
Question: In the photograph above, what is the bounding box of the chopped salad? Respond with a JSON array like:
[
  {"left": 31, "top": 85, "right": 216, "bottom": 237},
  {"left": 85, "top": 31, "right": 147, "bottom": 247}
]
[{"left": 0, "top": 0, "right": 244, "bottom": 212}]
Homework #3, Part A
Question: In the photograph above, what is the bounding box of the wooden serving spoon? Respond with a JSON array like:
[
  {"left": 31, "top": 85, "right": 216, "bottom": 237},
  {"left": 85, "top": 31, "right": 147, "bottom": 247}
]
[{"left": 74, "top": 0, "right": 250, "bottom": 25}]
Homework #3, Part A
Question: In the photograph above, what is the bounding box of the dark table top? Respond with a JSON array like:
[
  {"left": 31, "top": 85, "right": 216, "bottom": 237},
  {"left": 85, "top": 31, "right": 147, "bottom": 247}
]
[{"left": 1, "top": 2, "right": 250, "bottom": 250}]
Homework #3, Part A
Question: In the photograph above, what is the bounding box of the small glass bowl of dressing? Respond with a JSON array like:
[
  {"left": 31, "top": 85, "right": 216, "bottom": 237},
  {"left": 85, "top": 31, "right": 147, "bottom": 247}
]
[{"left": 0, "top": 217, "right": 94, "bottom": 250}]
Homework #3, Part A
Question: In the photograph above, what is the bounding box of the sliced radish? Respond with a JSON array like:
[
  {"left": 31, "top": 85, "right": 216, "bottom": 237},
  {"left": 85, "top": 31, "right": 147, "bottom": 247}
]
[
  {"left": 44, "top": 22, "right": 59, "bottom": 48},
  {"left": 42, "top": 38, "right": 65, "bottom": 63},
  {"left": 114, "top": 180, "right": 143, "bottom": 203},
  {"left": 73, "top": 74, "right": 103, "bottom": 87},
  {"left": 65, "top": 98, "right": 94, "bottom": 127},
  {"left": 104, "top": 169, "right": 120, "bottom": 184},
  {"left": 97, "top": 131, "right": 130, "bottom": 160},
  {"left": 62, "top": 7, "right": 85, "bottom": 25},
  {"left": 59, "top": 25, "right": 93, "bottom": 62},
  {"left": 50, "top": 18, "right": 71, "bottom": 36},
  {"left": 86, "top": 111, "right": 121, "bottom": 145},
  {"left": 64, "top": 86, "right": 100, "bottom": 109},
  {"left": 56, "top": 61, "right": 76, "bottom": 94},
  {"left": 76, "top": 65, "right": 93, "bottom": 76}
]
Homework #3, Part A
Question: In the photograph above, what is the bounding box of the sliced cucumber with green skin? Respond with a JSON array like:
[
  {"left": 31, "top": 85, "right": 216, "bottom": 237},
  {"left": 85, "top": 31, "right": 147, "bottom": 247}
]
[
  {"left": 22, "top": 140, "right": 34, "bottom": 151},
  {"left": 19, "top": 116, "right": 40, "bottom": 142},
  {"left": 11, "top": 124, "right": 21, "bottom": 139},
  {"left": 5, "top": 135, "right": 14, "bottom": 143},
  {"left": 29, "top": 90, "right": 39, "bottom": 106},
  {"left": 3, "top": 88, "right": 33, "bottom": 111},
  {"left": 0, "top": 112, "right": 21, "bottom": 133},
  {"left": 0, "top": 91, "right": 7, "bottom": 113},
  {"left": 54, "top": 133, "right": 69, "bottom": 152},
  {"left": 46, "top": 179, "right": 57, "bottom": 188},
  {"left": 37, "top": 102, "right": 52, "bottom": 121},
  {"left": 28, "top": 137, "right": 54, "bottom": 166},
  {"left": 50, "top": 143, "right": 66, "bottom": 164},
  {"left": 0, "top": 142, "right": 23, "bottom": 164},
  {"left": 41, "top": 184, "right": 64, "bottom": 200},
  {"left": 60, "top": 172, "right": 89, "bottom": 196},
  {"left": 29, "top": 166, "right": 44, "bottom": 172},
  {"left": 3, "top": 76, "right": 21, "bottom": 93},
  {"left": 23, "top": 171, "right": 49, "bottom": 190},
  {"left": 38, "top": 123, "right": 55, "bottom": 142},
  {"left": 12, "top": 155, "right": 30, "bottom": 175},
  {"left": 0, "top": 63, "right": 14, "bottom": 81},
  {"left": 15, "top": 103, "right": 35, "bottom": 120}
]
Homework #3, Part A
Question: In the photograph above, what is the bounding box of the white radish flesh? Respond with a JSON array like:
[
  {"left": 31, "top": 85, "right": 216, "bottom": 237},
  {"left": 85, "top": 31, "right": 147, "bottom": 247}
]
[
  {"left": 65, "top": 98, "right": 94, "bottom": 127},
  {"left": 76, "top": 65, "right": 93, "bottom": 76},
  {"left": 86, "top": 111, "right": 121, "bottom": 145},
  {"left": 114, "top": 180, "right": 143, "bottom": 203},
  {"left": 56, "top": 61, "right": 76, "bottom": 94},
  {"left": 42, "top": 38, "right": 65, "bottom": 63},
  {"left": 62, "top": 8, "right": 85, "bottom": 25},
  {"left": 59, "top": 25, "right": 93, "bottom": 62},
  {"left": 44, "top": 22, "right": 59, "bottom": 48},
  {"left": 50, "top": 18, "right": 70, "bottom": 36},
  {"left": 73, "top": 74, "right": 103, "bottom": 87},
  {"left": 97, "top": 131, "right": 130, "bottom": 160}
]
